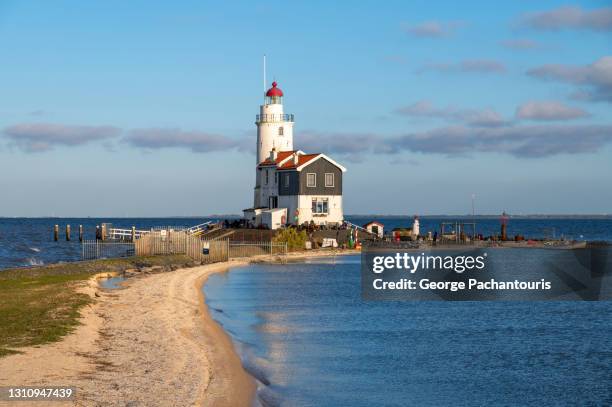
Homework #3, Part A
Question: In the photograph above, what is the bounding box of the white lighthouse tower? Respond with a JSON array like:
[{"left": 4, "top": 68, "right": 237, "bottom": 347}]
[
  {"left": 253, "top": 81, "right": 294, "bottom": 208},
  {"left": 255, "top": 81, "right": 294, "bottom": 164}
]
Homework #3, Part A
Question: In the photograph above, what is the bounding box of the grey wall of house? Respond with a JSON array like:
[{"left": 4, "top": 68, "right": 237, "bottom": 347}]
[
  {"left": 278, "top": 158, "right": 343, "bottom": 196},
  {"left": 299, "top": 158, "right": 342, "bottom": 195},
  {"left": 278, "top": 171, "right": 300, "bottom": 195}
]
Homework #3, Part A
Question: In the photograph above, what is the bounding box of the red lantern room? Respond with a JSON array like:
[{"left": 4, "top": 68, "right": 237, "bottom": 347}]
[{"left": 265, "top": 81, "right": 283, "bottom": 104}]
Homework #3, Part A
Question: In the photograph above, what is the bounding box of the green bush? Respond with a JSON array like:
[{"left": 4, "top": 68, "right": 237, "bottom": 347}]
[{"left": 273, "top": 228, "right": 308, "bottom": 251}]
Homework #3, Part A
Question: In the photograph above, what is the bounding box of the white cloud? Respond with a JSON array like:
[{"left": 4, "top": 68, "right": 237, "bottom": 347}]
[
  {"left": 296, "top": 125, "right": 612, "bottom": 159},
  {"left": 395, "top": 100, "right": 506, "bottom": 127},
  {"left": 500, "top": 38, "right": 540, "bottom": 50},
  {"left": 403, "top": 21, "right": 462, "bottom": 38},
  {"left": 522, "top": 6, "right": 612, "bottom": 32},
  {"left": 527, "top": 56, "right": 612, "bottom": 102},
  {"left": 516, "top": 101, "right": 589, "bottom": 121},
  {"left": 124, "top": 128, "right": 249, "bottom": 153},
  {"left": 3, "top": 123, "right": 121, "bottom": 152},
  {"left": 418, "top": 59, "right": 506, "bottom": 74}
]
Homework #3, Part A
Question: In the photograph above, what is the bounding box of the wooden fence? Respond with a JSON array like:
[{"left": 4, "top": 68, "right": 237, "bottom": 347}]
[
  {"left": 185, "top": 239, "right": 229, "bottom": 263},
  {"left": 134, "top": 231, "right": 229, "bottom": 263},
  {"left": 82, "top": 230, "right": 286, "bottom": 264}
]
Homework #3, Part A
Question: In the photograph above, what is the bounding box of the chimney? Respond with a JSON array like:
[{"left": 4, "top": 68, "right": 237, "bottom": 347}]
[
  {"left": 293, "top": 153, "right": 299, "bottom": 166},
  {"left": 270, "top": 148, "right": 277, "bottom": 161}
]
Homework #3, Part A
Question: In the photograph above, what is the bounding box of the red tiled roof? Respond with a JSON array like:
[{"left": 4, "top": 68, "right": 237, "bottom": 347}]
[
  {"left": 258, "top": 150, "right": 296, "bottom": 167},
  {"left": 277, "top": 153, "right": 320, "bottom": 170},
  {"left": 258, "top": 151, "right": 324, "bottom": 170}
]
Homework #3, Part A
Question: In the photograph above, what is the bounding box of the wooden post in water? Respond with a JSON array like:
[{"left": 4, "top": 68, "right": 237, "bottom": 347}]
[
  {"left": 79, "top": 225, "right": 83, "bottom": 242},
  {"left": 131, "top": 226, "right": 136, "bottom": 242},
  {"left": 54, "top": 224, "right": 59, "bottom": 241},
  {"left": 66, "top": 224, "right": 71, "bottom": 241}
]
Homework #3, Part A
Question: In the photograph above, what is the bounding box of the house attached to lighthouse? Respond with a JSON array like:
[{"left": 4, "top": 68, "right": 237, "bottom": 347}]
[{"left": 244, "top": 81, "right": 346, "bottom": 228}]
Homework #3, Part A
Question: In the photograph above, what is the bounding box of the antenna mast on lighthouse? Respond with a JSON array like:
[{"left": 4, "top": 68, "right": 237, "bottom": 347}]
[{"left": 263, "top": 54, "right": 267, "bottom": 101}]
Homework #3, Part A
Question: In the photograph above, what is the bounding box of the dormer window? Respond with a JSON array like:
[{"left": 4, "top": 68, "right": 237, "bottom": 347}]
[{"left": 278, "top": 127, "right": 284, "bottom": 136}]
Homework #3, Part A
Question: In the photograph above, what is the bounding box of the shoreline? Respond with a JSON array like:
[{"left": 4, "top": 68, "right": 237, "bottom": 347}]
[
  {"left": 0, "top": 260, "right": 255, "bottom": 406},
  {"left": 0, "top": 250, "right": 358, "bottom": 406},
  {"left": 195, "top": 261, "right": 256, "bottom": 406}
]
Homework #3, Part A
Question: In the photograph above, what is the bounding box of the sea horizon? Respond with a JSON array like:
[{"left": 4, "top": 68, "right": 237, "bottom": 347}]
[{"left": 2, "top": 213, "right": 612, "bottom": 219}]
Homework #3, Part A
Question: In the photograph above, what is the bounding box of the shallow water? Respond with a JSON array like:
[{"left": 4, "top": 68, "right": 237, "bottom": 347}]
[
  {"left": 99, "top": 276, "right": 127, "bottom": 290},
  {"left": 204, "top": 255, "right": 612, "bottom": 406}
]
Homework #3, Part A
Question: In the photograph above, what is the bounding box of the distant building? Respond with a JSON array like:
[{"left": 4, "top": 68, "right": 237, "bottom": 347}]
[
  {"left": 244, "top": 81, "right": 346, "bottom": 228},
  {"left": 364, "top": 221, "right": 384, "bottom": 238},
  {"left": 392, "top": 227, "right": 413, "bottom": 241},
  {"left": 392, "top": 217, "right": 420, "bottom": 241}
]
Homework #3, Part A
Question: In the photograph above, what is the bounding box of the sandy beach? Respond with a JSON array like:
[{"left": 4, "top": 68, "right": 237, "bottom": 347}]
[
  {"left": 0, "top": 250, "right": 356, "bottom": 406},
  {"left": 0, "top": 260, "right": 256, "bottom": 407}
]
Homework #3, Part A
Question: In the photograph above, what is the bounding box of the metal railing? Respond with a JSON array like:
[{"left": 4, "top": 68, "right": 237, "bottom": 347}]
[
  {"left": 107, "top": 228, "right": 150, "bottom": 240},
  {"left": 256, "top": 113, "right": 294, "bottom": 123},
  {"left": 187, "top": 221, "right": 215, "bottom": 236},
  {"left": 107, "top": 222, "right": 216, "bottom": 240},
  {"left": 229, "top": 241, "right": 287, "bottom": 258},
  {"left": 344, "top": 221, "right": 369, "bottom": 233},
  {"left": 151, "top": 225, "right": 188, "bottom": 231},
  {"left": 82, "top": 240, "right": 135, "bottom": 260}
]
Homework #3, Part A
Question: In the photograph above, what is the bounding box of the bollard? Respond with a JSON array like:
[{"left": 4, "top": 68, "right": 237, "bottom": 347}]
[
  {"left": 96, "top": 225, "right": 101, "bottom": 240},
  {"left": 79, "top": 225, "right": 83, "bottom": 242},
  {"left": 54, "top": 224, "right": 59, "bottom": 241},
  {"left": 66, "top": 224, "right": 71, "bottom": 241},
  {"left": 131, "top": 226, "right": 136, "bottom": 242}
]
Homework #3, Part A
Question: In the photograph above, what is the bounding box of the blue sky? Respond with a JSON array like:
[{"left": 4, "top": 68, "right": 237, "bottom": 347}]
[{"left": 0, "top": 0, "right": 611, "bottom": 216}]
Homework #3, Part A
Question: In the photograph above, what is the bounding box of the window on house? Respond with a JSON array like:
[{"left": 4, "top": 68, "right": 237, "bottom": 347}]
[
  {"left": 284, "top": 174, "right": 290, "bottom": 187},
  {"left": 275, "top": 172, "right": 278, "bottom": 184},
  {"left": 306, "top": 173, "right": 316, "bottom": 188},
  {"left": 278, "top": 127, "right": 284, "bottom": 136},
  {"left": 325, "top": 173, "right": 334, "bottom": 187},
  {"left": 265, "top": 169, "right": 269, "bottom": 185},
  {"left": 311, "top": 198, "right": 329, "bottom": 214}
]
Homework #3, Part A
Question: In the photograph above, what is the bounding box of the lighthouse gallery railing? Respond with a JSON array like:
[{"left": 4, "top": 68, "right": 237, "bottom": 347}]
[{"left": 256, "top": 113, "right": 294, "bottom": 123}]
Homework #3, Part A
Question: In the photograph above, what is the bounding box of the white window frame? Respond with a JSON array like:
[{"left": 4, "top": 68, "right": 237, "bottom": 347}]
[
  {"left": 306, "top": 173, "right": 316, "bottom": 188},
  {"left": 311, "top": 197, "right": 329, "bottom": 215},
  {"left": 325, "top": 173, "right": 334, "bottom": 187}
]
